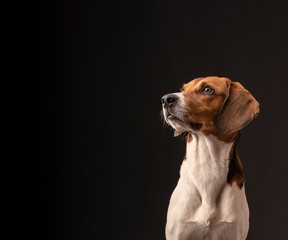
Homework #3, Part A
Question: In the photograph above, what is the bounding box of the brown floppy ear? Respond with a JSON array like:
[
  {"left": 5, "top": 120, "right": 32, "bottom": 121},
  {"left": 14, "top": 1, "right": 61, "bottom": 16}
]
[{"left": 216, "top": 81, "right": 260, "bottom": 134}]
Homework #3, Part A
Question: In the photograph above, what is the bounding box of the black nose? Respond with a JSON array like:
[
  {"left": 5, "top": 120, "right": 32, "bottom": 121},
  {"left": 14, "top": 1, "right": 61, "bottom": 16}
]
[{"left": 161, "top": 94, "right": 178, "bottom": 107}]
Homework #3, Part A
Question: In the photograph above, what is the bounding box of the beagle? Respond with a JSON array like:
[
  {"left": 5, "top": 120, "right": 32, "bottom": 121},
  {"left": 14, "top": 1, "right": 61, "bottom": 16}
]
[{"left": 161, "top": 76, "right": 259, "bottom": 240}]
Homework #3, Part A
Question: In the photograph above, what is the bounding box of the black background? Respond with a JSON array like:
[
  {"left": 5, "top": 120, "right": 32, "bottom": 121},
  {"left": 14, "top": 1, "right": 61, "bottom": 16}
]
[{"left": 34, "top": 1, "right": 288, "bottom": 239}]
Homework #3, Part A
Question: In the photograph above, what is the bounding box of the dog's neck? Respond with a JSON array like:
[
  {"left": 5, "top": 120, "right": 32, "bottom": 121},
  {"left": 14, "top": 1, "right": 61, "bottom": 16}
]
[{"left": 185, "top": 131, "right": 240, "bottom": 207}]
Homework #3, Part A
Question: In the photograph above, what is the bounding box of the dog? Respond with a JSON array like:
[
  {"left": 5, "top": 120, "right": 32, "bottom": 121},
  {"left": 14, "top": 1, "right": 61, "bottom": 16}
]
[{"left": 161, "top": 76, "right": 259, "bottom": 240}]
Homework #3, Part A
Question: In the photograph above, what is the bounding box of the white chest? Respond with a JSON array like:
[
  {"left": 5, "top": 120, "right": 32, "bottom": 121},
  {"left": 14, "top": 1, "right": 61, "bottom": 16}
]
[{"left": 165, "top": 133, "right": 249, "bottom": 240}]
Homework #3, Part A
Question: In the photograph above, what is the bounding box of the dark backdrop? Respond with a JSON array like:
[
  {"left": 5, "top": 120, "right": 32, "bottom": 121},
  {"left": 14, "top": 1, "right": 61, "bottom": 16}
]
[{"left": 34, "top": 1, "right": 288, "bottom": 239}]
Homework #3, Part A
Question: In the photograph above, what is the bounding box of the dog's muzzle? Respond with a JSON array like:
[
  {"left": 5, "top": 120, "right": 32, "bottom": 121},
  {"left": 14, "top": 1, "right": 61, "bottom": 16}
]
[{"left": 161, "top": 93, "right": 203, "bottom": 131}]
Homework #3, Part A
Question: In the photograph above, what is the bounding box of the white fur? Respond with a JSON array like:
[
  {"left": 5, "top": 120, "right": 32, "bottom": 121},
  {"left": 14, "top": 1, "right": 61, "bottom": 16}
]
[
  {"left": 165, "top": 132, "right": 249, "bottom": 240},
  {"left": 163, "top": 93, "right": 191, "bottom": 132}
]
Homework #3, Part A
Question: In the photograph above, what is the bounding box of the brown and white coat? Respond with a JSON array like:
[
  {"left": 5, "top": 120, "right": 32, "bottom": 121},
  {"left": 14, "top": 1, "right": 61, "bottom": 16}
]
[{"left": 161, "top": 76, "right": 259, "bottom": 240}]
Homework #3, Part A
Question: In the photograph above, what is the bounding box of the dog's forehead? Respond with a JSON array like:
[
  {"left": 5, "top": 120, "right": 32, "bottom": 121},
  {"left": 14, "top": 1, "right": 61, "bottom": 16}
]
[{"left": 183, "top": 77, "right": 229, "bottom": 93}]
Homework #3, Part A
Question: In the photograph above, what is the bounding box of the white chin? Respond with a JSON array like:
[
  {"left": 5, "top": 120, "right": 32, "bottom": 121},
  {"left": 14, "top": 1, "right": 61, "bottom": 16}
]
[{"left": 167, "top": 119, "right": 189, "bottom": 132}]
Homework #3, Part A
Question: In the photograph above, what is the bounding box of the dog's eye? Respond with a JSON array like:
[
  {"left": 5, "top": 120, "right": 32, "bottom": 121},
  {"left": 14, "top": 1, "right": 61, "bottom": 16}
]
[{"left": 202, "top": 86, "right": 214, "bottom": 95}]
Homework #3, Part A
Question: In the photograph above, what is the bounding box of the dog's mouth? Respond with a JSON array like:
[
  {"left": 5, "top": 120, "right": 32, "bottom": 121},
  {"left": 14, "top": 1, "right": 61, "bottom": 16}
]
[
  {"left": 167, "top": 114, "right": 203, "bottom": 131},
  {"left": 190, "top": 122, "right": 203, "bottom": 130}
]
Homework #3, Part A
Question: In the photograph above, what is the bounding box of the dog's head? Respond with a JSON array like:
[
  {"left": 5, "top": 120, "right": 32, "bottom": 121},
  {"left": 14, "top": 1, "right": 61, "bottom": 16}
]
[{"left": 161, "top": 76, "right": 259, "bottom": 137}]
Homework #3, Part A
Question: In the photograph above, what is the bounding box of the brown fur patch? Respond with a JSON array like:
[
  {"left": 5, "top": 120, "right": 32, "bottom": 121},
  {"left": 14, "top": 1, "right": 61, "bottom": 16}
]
[
  {"left": 183, "top": 77, "right": 235, "bottom": 142},
  {"left": 227, "top": 132, "right": 245, "bottom": 188},
  {"left": 182, "top": 76, "right": 259, "bottom": 143},
  {"left": 216, "top": 81, "right": 260, "bottom": 134},
  {"left": 186, "top": 132, "right": 193, "bottom": 143}
]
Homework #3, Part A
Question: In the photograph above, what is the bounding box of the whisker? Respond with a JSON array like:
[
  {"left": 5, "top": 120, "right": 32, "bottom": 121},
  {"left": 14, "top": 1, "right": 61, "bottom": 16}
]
[{"left": 160, "top": 109, "right": 169, "bottom": 129}]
